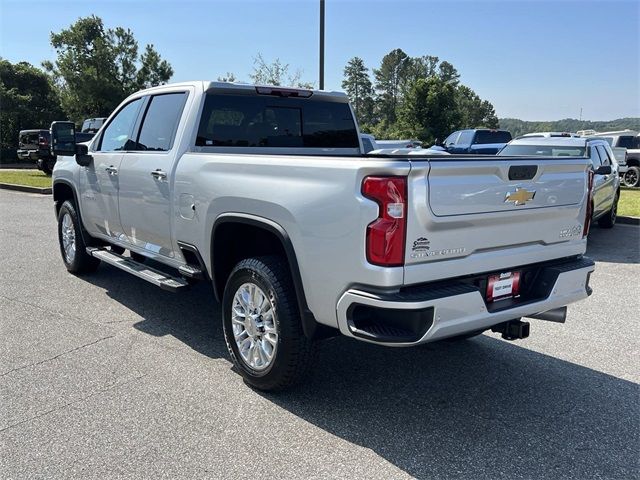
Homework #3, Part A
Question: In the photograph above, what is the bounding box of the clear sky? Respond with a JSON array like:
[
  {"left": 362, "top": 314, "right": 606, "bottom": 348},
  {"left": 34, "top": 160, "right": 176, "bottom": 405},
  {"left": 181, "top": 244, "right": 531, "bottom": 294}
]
[{"left": 1, "top": 0, "right": 638, "bottom": 121}]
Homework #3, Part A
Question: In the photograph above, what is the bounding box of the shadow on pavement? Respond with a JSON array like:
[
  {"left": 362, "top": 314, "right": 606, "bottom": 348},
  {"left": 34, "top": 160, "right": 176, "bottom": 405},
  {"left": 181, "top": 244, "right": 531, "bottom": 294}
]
[
  {"left": 85, "top": 265, "right": 638, "bottom": 480},
  {"left": 262, "top": 336, "right": 638, "bottom": 479},
  {"left": 587, "top": 224, "right": 639, "bottom": 264}
]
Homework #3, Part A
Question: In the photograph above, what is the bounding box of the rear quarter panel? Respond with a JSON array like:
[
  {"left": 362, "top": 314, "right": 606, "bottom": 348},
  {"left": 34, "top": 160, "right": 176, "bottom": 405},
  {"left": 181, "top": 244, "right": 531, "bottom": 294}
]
[{"left": 173, "top": 153, "right": 410, "bottom": 328}]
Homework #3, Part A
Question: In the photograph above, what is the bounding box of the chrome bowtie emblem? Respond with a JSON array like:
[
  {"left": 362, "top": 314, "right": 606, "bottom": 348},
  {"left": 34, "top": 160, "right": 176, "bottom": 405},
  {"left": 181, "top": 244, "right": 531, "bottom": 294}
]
[{"left": 505, "top": 187, "right": 536, "bottom": 206}]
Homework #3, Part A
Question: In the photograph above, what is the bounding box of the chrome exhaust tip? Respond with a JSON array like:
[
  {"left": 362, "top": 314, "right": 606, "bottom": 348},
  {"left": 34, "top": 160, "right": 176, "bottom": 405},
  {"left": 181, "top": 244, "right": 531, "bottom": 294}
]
[{"left": 527, "top": 306, "right": 567, "bottom": 323}]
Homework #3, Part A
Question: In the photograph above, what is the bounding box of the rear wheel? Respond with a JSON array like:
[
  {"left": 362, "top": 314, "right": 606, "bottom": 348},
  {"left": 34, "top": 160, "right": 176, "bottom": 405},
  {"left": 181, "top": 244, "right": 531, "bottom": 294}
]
[
  {"left": 623, "top": 166, "right": 640, "bottom": 188},
  {"left": 57, "top": 200, "right": 100, "bottom": 274},
  {"left": 222, "top": 256, "right": 316, "bottom": 391},
  {"left": 598, "top": 194, "right": 618, "bottom": 228}
]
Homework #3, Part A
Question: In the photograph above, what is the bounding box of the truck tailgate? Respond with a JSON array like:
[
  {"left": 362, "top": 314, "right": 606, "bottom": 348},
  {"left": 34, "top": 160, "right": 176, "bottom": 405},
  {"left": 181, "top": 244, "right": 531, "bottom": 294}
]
[{"left": 403, "top": 157, "right": 591, "bottom": 282}]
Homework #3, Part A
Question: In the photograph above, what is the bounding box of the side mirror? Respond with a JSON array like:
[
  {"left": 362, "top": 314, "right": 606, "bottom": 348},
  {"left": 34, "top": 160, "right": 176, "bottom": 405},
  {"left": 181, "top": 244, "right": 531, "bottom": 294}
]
[
  {"left": 50, "top": 121, "right": 76, "bottom": 156},
  {"left": 595, "top": 165, "right": 612, "bottom": 175},
  {"left": 75, "top": 143, "right": 92, "bottom": 167}
]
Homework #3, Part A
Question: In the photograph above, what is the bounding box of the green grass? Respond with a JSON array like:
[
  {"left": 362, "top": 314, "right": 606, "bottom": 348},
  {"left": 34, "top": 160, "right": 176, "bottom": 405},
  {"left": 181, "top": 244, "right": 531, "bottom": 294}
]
[
  {"left": 618, "top": 188, "right": 640, "bottom": 218},
  {"left": 0, "top": 169, "right": 52, "bottom": 188}
]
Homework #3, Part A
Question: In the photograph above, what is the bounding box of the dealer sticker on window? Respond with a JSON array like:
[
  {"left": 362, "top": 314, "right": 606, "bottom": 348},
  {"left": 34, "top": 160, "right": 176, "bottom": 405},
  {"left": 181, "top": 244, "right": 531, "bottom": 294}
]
[{"left": 486, "top": 271, "right": 521, "bottom": 302}]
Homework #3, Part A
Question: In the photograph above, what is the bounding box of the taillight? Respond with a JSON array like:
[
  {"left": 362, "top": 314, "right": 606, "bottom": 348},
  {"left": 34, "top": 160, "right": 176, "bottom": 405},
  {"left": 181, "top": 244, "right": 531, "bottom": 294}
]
[
  {"left": 583, "top": 169, "right": 595, "bottom": 237},
  {"left": 362, "top": 176, "right": 407, "bottom": 266}
]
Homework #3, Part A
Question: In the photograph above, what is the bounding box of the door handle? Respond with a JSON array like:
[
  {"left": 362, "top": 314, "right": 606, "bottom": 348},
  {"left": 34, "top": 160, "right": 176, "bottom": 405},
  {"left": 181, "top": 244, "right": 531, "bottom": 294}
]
[
  {"left": 105, "top": 165, "right": 118, "bottom": 175},
  {"left": 150, "top": 169, "right": 167, "bottom": 180}
]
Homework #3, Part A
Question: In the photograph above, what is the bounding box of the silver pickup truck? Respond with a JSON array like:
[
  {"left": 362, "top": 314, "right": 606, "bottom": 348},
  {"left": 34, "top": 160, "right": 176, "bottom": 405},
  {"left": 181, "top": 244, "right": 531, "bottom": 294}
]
[{"left": 50, "top": 81, "right": 595, "bottom": 391}]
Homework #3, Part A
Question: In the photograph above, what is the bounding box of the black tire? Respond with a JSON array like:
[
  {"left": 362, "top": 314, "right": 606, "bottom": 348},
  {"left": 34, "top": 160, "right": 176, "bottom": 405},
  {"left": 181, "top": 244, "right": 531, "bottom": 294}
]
[
  {"left": 222, "top": 256, "right": 316, "bottom": 391},
  {"left": 57, "top": 200, "right": 100, "bottom": 274},
  {"left": 623, "top": 166, "right": 640, "bottom": 188},
  {"left": 598, "top": 194, "right": 618, "bottom": 229}
]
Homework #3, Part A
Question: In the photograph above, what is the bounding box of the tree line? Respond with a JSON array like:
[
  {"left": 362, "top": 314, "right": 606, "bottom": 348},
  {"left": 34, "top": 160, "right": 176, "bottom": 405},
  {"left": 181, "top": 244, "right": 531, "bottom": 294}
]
[
  {"left": 499, "top": 117, "right": 640, "bottom": 138},
  {"left": 1, "top": 15, "right": 173, "bottom": 153},
  {"left": 341, "top": 50, "right": 498, "bottom": 144}
]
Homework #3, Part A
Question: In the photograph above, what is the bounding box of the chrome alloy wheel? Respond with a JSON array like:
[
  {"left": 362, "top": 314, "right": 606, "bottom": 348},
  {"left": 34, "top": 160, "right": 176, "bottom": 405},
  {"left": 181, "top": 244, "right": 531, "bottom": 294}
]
[
  {"left": 231, "top": 282, "right": 278, "bottom": 371},
  {"left": 61, "top": 213, "right": 76, "bottom": 264}
]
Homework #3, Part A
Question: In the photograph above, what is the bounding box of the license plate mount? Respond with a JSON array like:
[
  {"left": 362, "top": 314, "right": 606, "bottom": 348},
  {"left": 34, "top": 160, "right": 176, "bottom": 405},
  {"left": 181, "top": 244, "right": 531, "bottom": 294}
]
[{"left": 486, "top": 271, "right": 521, "bottom": 302}]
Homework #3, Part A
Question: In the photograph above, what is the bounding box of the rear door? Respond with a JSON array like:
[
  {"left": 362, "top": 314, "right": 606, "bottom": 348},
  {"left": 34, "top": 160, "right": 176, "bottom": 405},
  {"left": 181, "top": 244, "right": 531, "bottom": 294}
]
[{"left": 117, "top": 91, "right": 189, "bottom": 258}]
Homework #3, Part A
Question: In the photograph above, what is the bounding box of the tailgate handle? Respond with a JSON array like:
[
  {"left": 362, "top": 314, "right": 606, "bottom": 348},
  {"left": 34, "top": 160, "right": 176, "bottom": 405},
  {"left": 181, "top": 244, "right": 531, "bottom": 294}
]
[{"left": 509, "top": 165, "right": 538, "bottom": 181}]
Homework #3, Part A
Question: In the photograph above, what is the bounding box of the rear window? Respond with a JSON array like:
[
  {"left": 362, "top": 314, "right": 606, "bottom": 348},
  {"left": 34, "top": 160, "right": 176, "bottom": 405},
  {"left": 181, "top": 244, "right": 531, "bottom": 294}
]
[
  {"left": 617, "top": 136, "right": 637, "bottom": 149},
  {"left": 474, "top": 131, "right": 512, "bottom": 144},
  {"left": 196, "top": 94, "right": 359, "bottom": 149},
  {"left": 499, "top": 144, "right": 586, "bottom": 157}
]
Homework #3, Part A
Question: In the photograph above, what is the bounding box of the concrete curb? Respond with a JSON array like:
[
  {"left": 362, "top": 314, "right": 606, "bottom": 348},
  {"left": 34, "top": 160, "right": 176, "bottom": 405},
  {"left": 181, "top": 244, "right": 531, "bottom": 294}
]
[
  {"left": 617, "top": 216, "right": 640, "bottom": 226},
  {"left": 0, "top": 183, "right": 52, "bottom": 195}
]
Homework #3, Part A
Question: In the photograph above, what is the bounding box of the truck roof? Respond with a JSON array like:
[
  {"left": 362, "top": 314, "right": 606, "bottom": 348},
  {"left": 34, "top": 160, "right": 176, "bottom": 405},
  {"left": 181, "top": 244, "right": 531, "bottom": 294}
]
[{"left": 134, "top": 81, "right": 349, "bottom": 101}]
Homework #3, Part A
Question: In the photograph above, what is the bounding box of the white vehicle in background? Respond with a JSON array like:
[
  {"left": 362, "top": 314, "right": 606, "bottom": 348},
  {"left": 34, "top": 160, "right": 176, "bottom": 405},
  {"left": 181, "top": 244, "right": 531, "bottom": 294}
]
[
  {"left": 375, "top": 139, "right": 423, "bottom": 149},
  {"left": 520, "top": 132, "right": 579, "bottom": 138},
  {"left": 499, "top": 136, "right": 620, "bottom": 228}
]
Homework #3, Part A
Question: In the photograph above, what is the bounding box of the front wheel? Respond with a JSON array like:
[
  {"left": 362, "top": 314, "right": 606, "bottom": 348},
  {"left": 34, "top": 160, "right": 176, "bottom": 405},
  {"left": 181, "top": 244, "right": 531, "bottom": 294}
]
[
  {"left": 623, "top": 167, "right": 640, "bottom": 188},
  {"left": 57, "top": 201, "right": 100, "bottom": 274},
  {"left": 222, "top": 256, "right": 316, "bottom": 391}
]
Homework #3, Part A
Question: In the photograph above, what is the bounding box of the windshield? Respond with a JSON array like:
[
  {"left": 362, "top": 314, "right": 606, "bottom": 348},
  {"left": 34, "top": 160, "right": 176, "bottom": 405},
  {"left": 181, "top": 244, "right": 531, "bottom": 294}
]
[
  {"left": 474, "top": 130, "right": 512, "bottom": 144},
  {"left": 499, "top": 144, "right": 586, "bottom": 157}
]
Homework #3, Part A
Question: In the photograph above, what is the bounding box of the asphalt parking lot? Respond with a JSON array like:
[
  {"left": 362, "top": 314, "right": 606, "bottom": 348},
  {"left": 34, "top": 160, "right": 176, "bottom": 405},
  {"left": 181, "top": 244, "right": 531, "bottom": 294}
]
[{"left": 1, "top": 189, "right": 638, "bottom": 479}]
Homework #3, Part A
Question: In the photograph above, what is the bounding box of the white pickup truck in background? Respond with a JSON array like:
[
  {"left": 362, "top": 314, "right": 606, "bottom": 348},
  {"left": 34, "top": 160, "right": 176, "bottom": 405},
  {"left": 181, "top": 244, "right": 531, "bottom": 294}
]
[{"left": 50, "top": 82, "right": 595, "bottom": 390}]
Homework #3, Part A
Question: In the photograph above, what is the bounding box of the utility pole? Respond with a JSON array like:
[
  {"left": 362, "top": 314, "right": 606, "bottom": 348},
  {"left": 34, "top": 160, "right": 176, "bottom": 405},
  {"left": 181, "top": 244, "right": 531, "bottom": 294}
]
[
  {"left": 579, "top": 107, "right": 583, "bottom": 121},
  {"left": 319, "top": 0, "right": 325, "bottom": 90}
]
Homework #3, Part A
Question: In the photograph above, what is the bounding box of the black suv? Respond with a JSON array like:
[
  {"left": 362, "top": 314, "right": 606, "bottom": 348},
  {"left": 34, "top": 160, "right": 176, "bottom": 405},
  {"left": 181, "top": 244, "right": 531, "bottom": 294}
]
[
  {"left": 18, "top": 129, "right": 56, "bottom": 174},
  {"left": 18, "top": 128, "right": 96, "bottom": 175}
]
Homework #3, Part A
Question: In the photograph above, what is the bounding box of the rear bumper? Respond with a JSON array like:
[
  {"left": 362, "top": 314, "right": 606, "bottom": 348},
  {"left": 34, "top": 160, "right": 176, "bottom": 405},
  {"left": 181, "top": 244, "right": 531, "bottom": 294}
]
[{"left": 336, "top": 256, "right": 595, "bottom": 346}]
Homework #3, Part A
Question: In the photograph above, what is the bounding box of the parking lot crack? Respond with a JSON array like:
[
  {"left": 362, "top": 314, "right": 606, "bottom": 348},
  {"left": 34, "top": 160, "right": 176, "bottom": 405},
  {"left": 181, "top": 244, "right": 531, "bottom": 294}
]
[
  {"left": 0, "top": 335, "right": 115, "bottom": 377},
  {"left": 0, "top": 373, "right": 148, "bottom": 433}
]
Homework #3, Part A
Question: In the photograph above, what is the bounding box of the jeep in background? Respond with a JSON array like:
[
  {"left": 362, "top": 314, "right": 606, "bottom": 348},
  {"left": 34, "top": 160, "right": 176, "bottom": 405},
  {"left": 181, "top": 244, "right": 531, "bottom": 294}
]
[
  {"left": 50, "top": 81, "right": 595, "bottom": 391},
  {"left": 18, "top": 129, "right": 56, "bottom": 174}
]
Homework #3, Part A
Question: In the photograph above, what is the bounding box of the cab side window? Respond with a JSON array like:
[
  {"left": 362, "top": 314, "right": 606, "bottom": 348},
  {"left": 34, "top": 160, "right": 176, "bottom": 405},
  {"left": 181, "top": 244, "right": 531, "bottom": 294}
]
[
  {"left": 457, "top": 130, "right": 474, "bottom": 145},
  {"left": 444, "top": 132, "right": 459, "bottom": 146},
  {"left": 588, "top": 146, "right": 602, "bottom": 169},
  {"left": 135, "top": 92, "right": 188, "bottom": 151},
  {"left": 97, "top": 98, "right": 143, "bottom": 152},
  {"left": 596, "top": 145, "right": 610, "bottom": 166}
]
